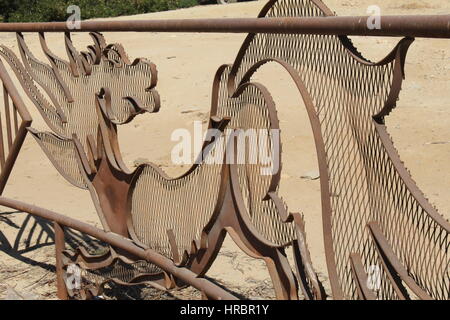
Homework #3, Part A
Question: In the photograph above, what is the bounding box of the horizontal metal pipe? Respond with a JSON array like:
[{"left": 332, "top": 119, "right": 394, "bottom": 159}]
[
  {"left": 0, "top": 196, "right": 238, "bottom": 300},
  {"left": 0, "top": 16, "right": 448, "bottom": 38}
]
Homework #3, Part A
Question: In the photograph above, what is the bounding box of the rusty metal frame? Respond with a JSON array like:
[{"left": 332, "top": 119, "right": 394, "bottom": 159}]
[
  {"left": 0, "top": 58, "right": 32, "bottom": 194},
  {"left": 0, "top": 0, "right": 448, "bottom": 301}
]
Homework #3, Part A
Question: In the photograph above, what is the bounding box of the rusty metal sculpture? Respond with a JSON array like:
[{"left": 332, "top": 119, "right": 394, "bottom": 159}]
[
  {"left": 0, "top": 32, "right": 168, "bottom": 298},
  {"left": 0, "top": 32, "right": 159, "bottom": 188},
  {"left": 0, "top": 0, "right": 448, "bottom": 300},
  {"left": 66, "top": 81, "right": 321, "bottom": 300},
  {"left": 225, "top": 0, "right": 449, "bottom": 300}
]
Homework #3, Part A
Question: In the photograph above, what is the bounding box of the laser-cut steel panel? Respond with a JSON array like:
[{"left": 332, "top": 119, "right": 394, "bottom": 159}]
[{"left": 0, "top": 0, "right": 447, "bottom": 301}]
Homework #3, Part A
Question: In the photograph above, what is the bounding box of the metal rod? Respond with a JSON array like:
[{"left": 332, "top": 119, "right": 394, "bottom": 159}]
[
  {"left": 0, "top": 122, "right": 30, "bottom": 194},
  {"left": 0, "top": 196, "right": 238, "bottom": 300},
  {"left": 13, "top": 104, "right": 19, "bottom": 135},
  {"left": 0, "top": 60, "right": 32, "bottom": 122},
  {"left": 0, "top": 16, "right": 448, "bottom": 38},
  {"left": 3, "top": 85, "right": 12, "bottom": 150},
  {"left": 0, "top": 112, "right": 5, "bottom": 170},
  {"left": 54, "top": 222, "right": 69, "bottom": 300},
  {"left": 349, "top": 253, "right": 377, "bottom": 300}
]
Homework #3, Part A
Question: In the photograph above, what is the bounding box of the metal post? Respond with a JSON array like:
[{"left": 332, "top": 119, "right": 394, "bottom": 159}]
[{"left": 54, "top": 221, "right": 68, "bottom": 300}]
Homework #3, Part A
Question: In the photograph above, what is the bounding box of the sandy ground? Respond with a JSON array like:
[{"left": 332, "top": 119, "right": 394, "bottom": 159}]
[{"left": 0, "top": 0, "right": 449, "bottom": 299}]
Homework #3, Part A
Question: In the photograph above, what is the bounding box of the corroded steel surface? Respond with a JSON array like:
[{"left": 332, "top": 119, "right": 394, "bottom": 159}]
[{"left": 0, "top": 0, "right": 448, "bottom": 300}]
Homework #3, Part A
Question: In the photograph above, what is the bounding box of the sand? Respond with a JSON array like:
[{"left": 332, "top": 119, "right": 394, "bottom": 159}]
[{"left": 0, "top": 0, "right": 449, "bottom": 299}]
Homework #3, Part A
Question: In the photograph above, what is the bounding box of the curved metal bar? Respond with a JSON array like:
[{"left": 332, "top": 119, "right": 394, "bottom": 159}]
[
  {"left": 367, "top": 222, "right": 433, "bottom": 300},
  {"left": 64, "top": 32, "right": 83, "bottom": 77},
  {"left": 27, "top": 128, "right": 88, "bottom": 189},
  {"left": 38, "top": 32, "right": 74, "bottom": 102},
  {"left": 16, "top": 32, "right": 68, "bottom": 122},
  {"left": 349, "top": 253, "right": 377, "bottom": 300},
  {"left": 292, "top": 215, "right": 326, "bottom": 300},
  {"left": 373, "top": 120, "right": 450, "bottom": 233}
]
